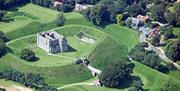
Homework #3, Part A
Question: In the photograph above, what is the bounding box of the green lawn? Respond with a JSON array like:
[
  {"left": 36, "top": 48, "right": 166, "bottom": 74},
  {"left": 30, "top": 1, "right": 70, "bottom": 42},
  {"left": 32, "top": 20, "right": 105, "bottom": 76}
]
[
  {"left": 173, "top": 28, "right": 180, "bottom": 35},
  {"left": 7, "top": 34, "right": 98, "bottom": 67},
  {"left": 19, "top": 3, "right": 59, "bottom": 23},
  {"left": 0, "top": 16, "right": 33, "bottom": 33},
  {"left": 104, "top": 24, "right": 139, "bottom": 51},
  {"left": 61, "top": 85, "right": 127, "bottom": 91},
  {"left": 0, "top": 4, "right": 59, "bottom": 32}
]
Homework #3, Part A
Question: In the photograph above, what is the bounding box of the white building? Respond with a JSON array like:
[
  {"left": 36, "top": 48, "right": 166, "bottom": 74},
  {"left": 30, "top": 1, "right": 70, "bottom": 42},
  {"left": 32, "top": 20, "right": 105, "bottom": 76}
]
[{"left": 37, "top": 31, "right": 68, "bottom": 54}]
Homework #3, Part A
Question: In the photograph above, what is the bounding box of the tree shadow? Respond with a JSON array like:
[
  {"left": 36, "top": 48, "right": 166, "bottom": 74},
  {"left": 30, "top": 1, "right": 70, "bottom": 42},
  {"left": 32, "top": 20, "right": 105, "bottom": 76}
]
[
  {"left": 158, "top": 65, "right": 169, "bottom": 74},
  {"left": 2, "top": 18, "right": 14, "bottom": 23}
]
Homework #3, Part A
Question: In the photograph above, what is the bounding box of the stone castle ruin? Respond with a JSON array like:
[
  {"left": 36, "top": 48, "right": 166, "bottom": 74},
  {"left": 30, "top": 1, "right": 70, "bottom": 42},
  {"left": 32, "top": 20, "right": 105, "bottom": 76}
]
[{"left": 37, "top": 31, "right": 68, "bottom": 54}]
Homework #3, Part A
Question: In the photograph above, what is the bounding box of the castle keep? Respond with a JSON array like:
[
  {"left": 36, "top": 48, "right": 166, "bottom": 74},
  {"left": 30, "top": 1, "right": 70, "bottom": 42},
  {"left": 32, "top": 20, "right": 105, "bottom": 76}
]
[{"left": 37, "top": 31, "right": 68, "bottom": 54}]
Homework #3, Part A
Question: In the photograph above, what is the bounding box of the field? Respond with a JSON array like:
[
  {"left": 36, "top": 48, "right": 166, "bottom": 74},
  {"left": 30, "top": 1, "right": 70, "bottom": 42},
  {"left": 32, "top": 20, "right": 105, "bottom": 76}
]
[
  {"left": 0, "top": 3, "right": 180, "bottom": 91},
  {"left": 0, "top": 4, "right": 59, "bottom": 33},
  {"left": 7, "top": 25, "right": 103, "bottom": 67}
]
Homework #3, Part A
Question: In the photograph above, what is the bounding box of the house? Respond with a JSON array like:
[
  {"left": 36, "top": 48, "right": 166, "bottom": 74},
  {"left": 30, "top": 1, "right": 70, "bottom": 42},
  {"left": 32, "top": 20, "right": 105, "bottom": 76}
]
[
  {"left": 126, "top": 17, "right": 144, "bottom": 30},
  {"left": 137, "top": 15, "right": 150, "bottom": 23},
  {"left": 147, "top": 26, "right": 160, "bottom": 38},
  {"left": 37, "top": 31, "right": 68, "bottom": 54},
  {"left": 75, "top": 4, "right": 92, "bottom": 11}
]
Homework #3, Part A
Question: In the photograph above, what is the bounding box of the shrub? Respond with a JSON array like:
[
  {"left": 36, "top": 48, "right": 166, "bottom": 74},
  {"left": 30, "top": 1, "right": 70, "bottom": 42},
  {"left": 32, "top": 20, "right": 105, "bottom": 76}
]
[
  {"left": 0, "top": 39, "right": 7, "bottom": 57},
  {"left": 99, "top": 60, "right": 134, "bottom": 88},
  {"left": 56, "top": 14, "right": 65, "bottom": 26},
  {"left": 0, "top": 31, "right": 9, "bottom": 42},
  {"left": 20, "top": 48, "right": 36, "bottom": 61}
]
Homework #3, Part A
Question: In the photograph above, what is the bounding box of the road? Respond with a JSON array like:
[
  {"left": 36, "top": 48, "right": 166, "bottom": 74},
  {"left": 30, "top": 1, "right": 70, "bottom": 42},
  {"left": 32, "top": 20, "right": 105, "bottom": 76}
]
[{"left": 139, "top": 29, "right": 180, "bottom": 69}]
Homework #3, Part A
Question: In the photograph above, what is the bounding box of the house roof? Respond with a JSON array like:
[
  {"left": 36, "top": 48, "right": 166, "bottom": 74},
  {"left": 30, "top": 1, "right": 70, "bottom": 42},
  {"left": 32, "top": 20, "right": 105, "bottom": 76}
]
[{"left": 137, "top": 15, "right": 150, "bottom": 22}]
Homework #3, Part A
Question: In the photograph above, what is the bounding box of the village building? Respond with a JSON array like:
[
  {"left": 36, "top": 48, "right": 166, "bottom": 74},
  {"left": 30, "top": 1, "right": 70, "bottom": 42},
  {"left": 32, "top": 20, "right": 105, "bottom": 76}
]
[
  {"left": 137, "top": 15, "right": 150, "bottom": 23},
  {"left": 37, "top": 31, "right": 68, "bottom": 54},
  {"left": 75, "top": 4, "right": 92, "bottom": 11},
  {"left": 126, "top": 17, "right": 144, "bottom": 30}
]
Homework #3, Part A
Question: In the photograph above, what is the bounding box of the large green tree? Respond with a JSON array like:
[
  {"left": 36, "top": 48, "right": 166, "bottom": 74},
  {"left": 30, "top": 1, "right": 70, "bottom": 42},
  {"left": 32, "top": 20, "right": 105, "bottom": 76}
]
[
  {"left": 20, "top": 48, "right": 36, "bottom": 61},
  {"left": 0, "top": 31, "right": 9, "bottom": 42},
  {"left": 0, "top": 39, "right": 7, "bottom": 57},
  {"left": 142, "top": 53, "right": 161, "bottom": 69},
  {"left": 89, "top": 4, "right": 108, "bottom": 25},
  {"left": 165, "top": 39, "right": 180, "bottom": 61},
  {"left": 99, "top": 60, "right": 134, "bottom": 88}
]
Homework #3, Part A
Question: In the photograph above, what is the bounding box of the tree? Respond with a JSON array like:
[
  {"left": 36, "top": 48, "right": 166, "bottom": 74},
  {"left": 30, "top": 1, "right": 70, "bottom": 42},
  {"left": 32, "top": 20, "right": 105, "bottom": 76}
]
[
  {"left": 161, "top": 26, "right": 174, "bottom": 40},
  {"left": 142, "top": 53, "right": 161, "bottom": 69},
  {"left": 89, "top": 4, "right": 108, "bottom": 25},
  {"left": 0, "top": 39, "right": 7, "bottom": 57},
  {"left": 0, "top": 31, "right": 9, "bottom": 42},
  {"left": 165, "top": 39, "right": 180, "bottom": 61},
  {"left": 99, "top": 60, "right": 134, "bottom": 88},
  {"left": 165, "top": 12, "right": 176, "bottom": 26},
  {"left": 128, "top": 77, "right": 144, "bottom": 91},
  {"left": 125, "top": 4, "right": 145, "bottom": 17},
  {"left": 150, "top": 34, "right": 161, "bottom": 46},
  {"left": 0, "top": 10, "right": 4, "bottom": 21},
  {"left": 166, "top": 63, "right": 177, "bottom": 71},
  {"left": 56, "top": 14, "right": 65, "bottom": 26},
  {"left": 20, "top": 48, "right": 36, "bottom": 61},
  {"left": 58, "top": 4, "right": 73, "bottom": 12},
  {"left": 151, "top": 4, "right": 166, "bottom": 23},
  {"left": 116, "top": 14, "right": 123, "bottom": 25}
]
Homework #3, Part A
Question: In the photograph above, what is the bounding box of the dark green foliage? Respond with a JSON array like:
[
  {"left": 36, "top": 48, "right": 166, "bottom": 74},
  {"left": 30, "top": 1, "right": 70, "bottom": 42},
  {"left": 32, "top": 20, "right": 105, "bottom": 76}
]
[
  {"left": 0, "top": 31, "right": 9, "bottom": 42},
  {"left": 161, "top": 80, "right": 180, "bottom": 91},
  {"left": 129, "top": 42, "right": 162, "bottom": 70},
  {"left": 39, "top": 86, "right": 58, "bottom": 91},
  {"left": 0, "top": 0, "right": 30, "bottom": 10},
  {"left": 142, "top": 53, "right": 161, "bottom": 69},
  {"left": 150, "top": 34, "right": 161, "bottom": 46},
  {"left": 161, "top": 26, "right": 174, "bottom": 40},
  {"left": 56, "top": 13, "right": 65, "bottom": 26},
  {"left": 166, "top": 63, "right": 177, "bottom": 71},
  {"left": 99, "top": 60, "right": 134, "bottom": 88},
  {"left": 20, "top": 48, "right": 36, "bottom": 61},
  {"left": 165, "top": 39, "right": 180, "bottom": 61},
  {"left": 88, "top": 4, "right": 108, "bottom": 25},
  {"left": 125, "top": 4, "right": 145, "bottom": 17},
  {"left": 0, "top": 39, "right": 7, "bottom": 57},
  {"left": 0, "top": 10, "right": 5, "bottom": 21},
  {"left": 58, "top": 4, "right": 73, "bottom": 12},
  {"left": 76, "top": 0, "right": 100, "bottom": 4},
  {"left": 31, "top": 0, "right": 51, "bottom": 7},
  {"left": 128, "top": 77, "right": 144, "bottom": 91},
  {"left": 0, "top": 70, "right": 57, "bottom": 91},
  {"left": 151, "top": 4, "right": 166, "bottom": 23},
  {"left": 165, "top": 12, "right": 176, "bottom": 25}
]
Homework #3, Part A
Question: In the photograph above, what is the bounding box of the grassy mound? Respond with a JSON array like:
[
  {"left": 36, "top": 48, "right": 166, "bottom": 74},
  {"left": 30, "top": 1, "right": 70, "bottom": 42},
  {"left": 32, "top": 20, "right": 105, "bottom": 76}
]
[
  {"left": 0, "top": 4, "right": 59, "bottom": 39},
  {"left": 7, "top": 25, "right": 104, "bottom": 67},
  {"left": 1, "top": 25, "right": 128, "bottom": 86}
]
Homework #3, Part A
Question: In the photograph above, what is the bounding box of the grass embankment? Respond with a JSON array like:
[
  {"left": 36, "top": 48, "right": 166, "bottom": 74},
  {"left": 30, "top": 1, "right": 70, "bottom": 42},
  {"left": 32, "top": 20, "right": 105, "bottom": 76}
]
[
  {"left": 0, "top": 4, "right": 59, "bottom": 39},
  {"left": 1, "top": 25, "right": 127, "bottom": 86},
  {"left": 7, "top": 25, "right": 103, "bottom": 67}
]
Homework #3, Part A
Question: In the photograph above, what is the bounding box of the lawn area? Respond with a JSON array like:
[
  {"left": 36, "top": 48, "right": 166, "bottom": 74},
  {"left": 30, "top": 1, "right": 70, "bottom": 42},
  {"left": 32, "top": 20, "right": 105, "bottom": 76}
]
[
  {"left": 7, "top": 25, "right": 103, "bottom": 67},
  {"left": 133, "top": 61, "right": 180, "bottom": 91},
  {"left": 0, "top": 4, "right": 59, "bottom": 33},
  {"left": 19, "top": 3, "right": 59, "bottom": 23},
  {"left": 173, "top": 27, "right": 180, "bottom": 35},
  {"left": 104, "top": 24, "right": 139, "bottom": 51},
  {"left": 61, "top": 85, "right": 127, "bottom": 91},
  {"left": 0, "top": 16, "right": 33, "bottom": 33}
]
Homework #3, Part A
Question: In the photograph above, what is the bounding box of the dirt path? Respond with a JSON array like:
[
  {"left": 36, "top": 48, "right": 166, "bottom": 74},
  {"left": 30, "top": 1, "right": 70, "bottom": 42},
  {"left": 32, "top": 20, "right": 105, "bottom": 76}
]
[{"left": 57, "top": 83, "right": 93, "bottom": 90}]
